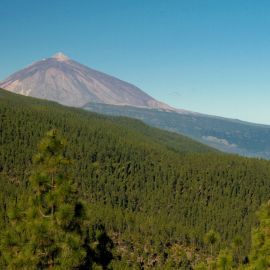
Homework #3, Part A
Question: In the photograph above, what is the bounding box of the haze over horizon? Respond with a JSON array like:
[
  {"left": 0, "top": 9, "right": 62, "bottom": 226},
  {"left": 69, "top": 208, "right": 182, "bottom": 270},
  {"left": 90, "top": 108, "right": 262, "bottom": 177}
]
[{"left": 1, "top": 0, "right": 270, "bottom": 125}]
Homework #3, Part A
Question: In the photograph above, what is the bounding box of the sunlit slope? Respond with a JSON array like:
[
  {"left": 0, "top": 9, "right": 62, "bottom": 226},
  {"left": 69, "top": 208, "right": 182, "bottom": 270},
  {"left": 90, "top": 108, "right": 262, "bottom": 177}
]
[{"left": 1, "top": 87, "right": 270, "bottom": 258}]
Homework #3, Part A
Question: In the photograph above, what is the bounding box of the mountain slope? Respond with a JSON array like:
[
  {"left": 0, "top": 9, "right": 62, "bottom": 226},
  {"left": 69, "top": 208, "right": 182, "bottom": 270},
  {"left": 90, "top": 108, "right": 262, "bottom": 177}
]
[
  {"left": 84, "top": 102, "right": 270, "bottom": 159},
  {"left": 0, "top": 88, "right": 213, "bottom": 154},
  {"left": 0, "top": 53, "right": 172, "bottom": 109},
  {"left": 1, "top": 88, "right": 270, "bottom": 267},
  {"left": 2, "top": 53, "right": 270, "bottom": 160}
]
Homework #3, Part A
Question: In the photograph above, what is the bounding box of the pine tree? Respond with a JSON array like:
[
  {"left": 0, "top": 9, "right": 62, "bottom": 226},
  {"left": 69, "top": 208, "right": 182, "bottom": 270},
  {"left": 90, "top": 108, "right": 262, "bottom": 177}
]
[
  {"left": 0, "top": 129, "right": 113, "bottom": 269},
  {"left": 231, "top": 236, "right": 243, "bottom": 265},
  {"left": 246, "top": 200, "right": 270, "bottom": 270},
  {"left": 204, "top": 230, "right": 220, "bottom": 257},
  {"left": 216, "top": 248, "right": 233, "bottom": 270}
]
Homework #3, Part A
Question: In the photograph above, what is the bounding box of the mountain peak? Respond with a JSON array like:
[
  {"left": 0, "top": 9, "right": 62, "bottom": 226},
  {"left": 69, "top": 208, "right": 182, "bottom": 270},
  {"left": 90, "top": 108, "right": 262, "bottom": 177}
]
[
  {"left": 52, "top": 52, "right": 70, "bottom": 61},
  {"left": 0, "top": 54, "right": 173, "bottom": 109}
]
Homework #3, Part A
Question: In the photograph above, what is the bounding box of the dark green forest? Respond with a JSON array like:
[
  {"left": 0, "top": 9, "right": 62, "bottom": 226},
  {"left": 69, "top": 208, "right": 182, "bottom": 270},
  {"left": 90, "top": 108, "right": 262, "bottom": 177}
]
[{"left": 1, "top": 88, "right": 270, "bottom": 269}]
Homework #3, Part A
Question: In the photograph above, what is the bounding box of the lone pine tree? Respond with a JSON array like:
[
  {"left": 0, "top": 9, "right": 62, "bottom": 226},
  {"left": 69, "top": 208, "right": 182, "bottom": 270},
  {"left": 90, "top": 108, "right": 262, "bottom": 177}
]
[{"left": 0, "top": 129, "right": 113, "bottom": 269}]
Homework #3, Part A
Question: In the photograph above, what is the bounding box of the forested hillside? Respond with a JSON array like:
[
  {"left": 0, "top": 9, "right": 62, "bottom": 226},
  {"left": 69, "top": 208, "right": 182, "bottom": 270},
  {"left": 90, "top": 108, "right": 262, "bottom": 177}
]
[
  {"left": 1, "top": 88, "right": 270, "bottom": 269},
  {"left": 84, "top": 102, "right": 270, "bottom": 159}
]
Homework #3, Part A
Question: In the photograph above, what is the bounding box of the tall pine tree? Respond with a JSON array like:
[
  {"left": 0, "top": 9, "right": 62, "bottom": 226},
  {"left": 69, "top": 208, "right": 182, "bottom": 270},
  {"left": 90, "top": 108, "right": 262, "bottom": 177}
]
[{"left": 0, "top": 129, "right": 113, "bottom": 269}]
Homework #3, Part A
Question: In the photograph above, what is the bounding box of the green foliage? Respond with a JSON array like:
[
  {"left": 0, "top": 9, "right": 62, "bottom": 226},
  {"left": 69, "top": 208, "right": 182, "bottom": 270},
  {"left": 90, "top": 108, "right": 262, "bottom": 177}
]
[
  {"left": 246, "top": 201, "right": 270, "bottom": 270},
  {"left": 194, "top": 262, "right": 208, "bottom": 270},
  {"left": 216, "top": 249, "right": 233, "bottom": 270},
  {"left": 1, "top": 89, "right": 270, "bottom": 268},
  {"left": 163, "top": 244, "right": 192, "bottom": 269},
  {"left": 195, "top": 201, "right": 270, "bottom": 270},
  {"left": 0, "top": 129, "right": 113, "bottom": 269},
  {"left": 231, "top": 236, "right": 243, "bottom": 264},
  {"left": 204, "top": 230, "right": 220, "bottom": 256}
]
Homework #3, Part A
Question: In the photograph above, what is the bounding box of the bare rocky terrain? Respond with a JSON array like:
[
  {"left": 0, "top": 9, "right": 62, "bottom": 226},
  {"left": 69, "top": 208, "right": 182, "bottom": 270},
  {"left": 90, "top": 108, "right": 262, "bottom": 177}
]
[{"left": 0, "top": 52, "right": 172, "bottom": 109}]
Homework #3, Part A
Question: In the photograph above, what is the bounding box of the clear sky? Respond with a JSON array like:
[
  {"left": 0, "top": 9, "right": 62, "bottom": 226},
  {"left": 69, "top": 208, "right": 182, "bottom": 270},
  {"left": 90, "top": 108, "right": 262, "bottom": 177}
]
[{"left": 1, "top": 0, "right": 270, "bottom": 125}]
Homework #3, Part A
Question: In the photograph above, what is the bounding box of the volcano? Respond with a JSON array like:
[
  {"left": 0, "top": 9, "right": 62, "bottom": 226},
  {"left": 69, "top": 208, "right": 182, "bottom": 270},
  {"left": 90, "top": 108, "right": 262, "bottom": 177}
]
[{"left": 0, "top": 52, "right": 173, "bottom": 109}]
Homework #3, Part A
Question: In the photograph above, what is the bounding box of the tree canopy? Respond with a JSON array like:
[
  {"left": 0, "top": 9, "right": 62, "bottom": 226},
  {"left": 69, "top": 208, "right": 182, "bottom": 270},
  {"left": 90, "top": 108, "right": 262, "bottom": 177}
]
[
  {"left": 0, "top": 129, "right": 113, "bottom": 269},
  {"left": 1, "top": 88, "right": 270, "bottom": 268}
]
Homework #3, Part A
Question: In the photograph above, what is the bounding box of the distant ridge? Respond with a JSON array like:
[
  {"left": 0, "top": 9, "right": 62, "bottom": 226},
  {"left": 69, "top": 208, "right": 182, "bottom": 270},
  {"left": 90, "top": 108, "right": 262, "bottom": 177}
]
[
  {"left": 0, "top": 53, "right": 175, "bottom": 109},
  {"left": 83, "top": 102, "right": 270, "bottom": 159}
]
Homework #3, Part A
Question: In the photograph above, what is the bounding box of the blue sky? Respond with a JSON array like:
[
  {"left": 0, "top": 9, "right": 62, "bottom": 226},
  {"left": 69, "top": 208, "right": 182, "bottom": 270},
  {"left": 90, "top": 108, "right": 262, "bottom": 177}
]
[{"left": 1, "top": 0, "right": 270, "bottom": 124}]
